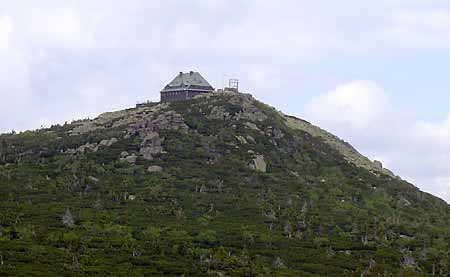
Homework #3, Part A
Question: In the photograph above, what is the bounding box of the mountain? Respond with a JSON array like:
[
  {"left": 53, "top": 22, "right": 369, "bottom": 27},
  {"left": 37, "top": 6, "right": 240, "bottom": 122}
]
[{"left": 0, "top": 92, "right": 449, "bottom": 276}]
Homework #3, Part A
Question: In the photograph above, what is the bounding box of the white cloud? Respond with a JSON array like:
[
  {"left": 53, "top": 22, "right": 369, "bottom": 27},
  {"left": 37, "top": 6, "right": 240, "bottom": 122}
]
[
  {"left": 24, "top": 10, "right": 96, "bottom": 49},
  {"left": 415, "top": 115, "right": 450, "bottom": 148},
  {"left": 0, "top": 16, "right": 12, "bottom": 48},
  {"left": 307, "top": 81, "right": 388, "bottom": 129},
  {"left": 384, "top": 10, "right": 450, "bottom": 49},
  {"left": 306, "top": 81, "right": 450, "bottom": 202},
  {"left": 0, "top": 16, "right": 33, "bottom": 131}
]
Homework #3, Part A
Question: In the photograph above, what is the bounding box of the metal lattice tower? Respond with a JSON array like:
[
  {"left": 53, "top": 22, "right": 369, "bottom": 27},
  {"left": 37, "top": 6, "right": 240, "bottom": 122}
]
[{"left": 229, "top": 79, "right": 239, "bottom": 92}]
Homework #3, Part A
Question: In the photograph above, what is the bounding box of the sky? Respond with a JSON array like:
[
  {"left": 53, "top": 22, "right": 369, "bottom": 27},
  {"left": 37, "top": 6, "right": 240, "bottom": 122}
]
[{"left": 1, "top": 0, "right": 450, "bottom": 202}]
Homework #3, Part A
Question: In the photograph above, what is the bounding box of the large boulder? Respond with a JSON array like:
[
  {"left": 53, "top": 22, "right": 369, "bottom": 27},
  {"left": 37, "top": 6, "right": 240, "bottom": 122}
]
[
  {"left": 147, "top": 165, "right": 163, "bottom": 173},
  {"left": 99, "top": 137, "right": 118, "bottom": 147},
  {"left": 121, "top": 154, "right": 137, "bottom": 164},
  {"left": 373, "top": 160, "right": 383, "bottom": 170},
  {"left": 250, "top": 155, "right": 267, "bottom": 172},
  {"left": 76, "top": 143, "right": 98, "bottom": 153}
]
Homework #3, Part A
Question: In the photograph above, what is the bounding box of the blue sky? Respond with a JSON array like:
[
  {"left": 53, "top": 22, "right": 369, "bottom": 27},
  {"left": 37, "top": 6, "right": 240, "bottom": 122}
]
[{"left": 1, "top": 0, "right": 450, "bottom": 202}]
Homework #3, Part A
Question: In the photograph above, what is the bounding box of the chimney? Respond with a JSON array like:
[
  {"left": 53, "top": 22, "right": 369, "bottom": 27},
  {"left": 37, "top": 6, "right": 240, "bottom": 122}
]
[
  {"left": 189, "top": 71, "right": 194, "bottom": 75},
  {"left": 179, "top": 72, "right": 183, "bottom": 75}
]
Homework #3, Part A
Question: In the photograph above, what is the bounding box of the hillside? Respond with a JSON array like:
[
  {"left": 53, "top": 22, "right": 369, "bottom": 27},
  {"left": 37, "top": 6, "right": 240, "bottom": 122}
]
[{"left": 0, "top": 92, "right": 449, "bottom": 276}]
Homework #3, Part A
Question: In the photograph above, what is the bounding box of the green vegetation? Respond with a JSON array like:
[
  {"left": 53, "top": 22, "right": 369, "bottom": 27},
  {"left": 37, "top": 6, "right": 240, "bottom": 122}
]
[{"left": 0, "top": 93, "right": 449, "bottom": 276}]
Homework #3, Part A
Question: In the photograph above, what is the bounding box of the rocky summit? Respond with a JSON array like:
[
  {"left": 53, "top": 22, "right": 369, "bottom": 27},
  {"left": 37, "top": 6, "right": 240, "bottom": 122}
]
[{"left": 0, "top": 92, "right": 449, "bottom": 276}]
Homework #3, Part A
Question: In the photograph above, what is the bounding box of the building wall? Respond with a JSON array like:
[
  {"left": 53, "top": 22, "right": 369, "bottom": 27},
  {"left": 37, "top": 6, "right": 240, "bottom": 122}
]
[{"left": 160, "top": 90, "right": 211, "bottom": 102}]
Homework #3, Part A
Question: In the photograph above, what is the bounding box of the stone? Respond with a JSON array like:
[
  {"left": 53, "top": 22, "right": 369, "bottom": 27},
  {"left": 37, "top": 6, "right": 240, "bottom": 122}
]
[
  {"left": 250, "top": 155, "right": 267, "bottom": 172},
  {"left": 246, "top": 135, "right": 256, "bottom": 144},
  {"left": 244, "top": 122, "right": 260, "bottom": 131},
  {"left": 140, "top": 148, "right": 154, "bottom": 161},
  {"left": 62, "top": 208, "right": 74, "bottom": 227},
  {"left": 235, "top": 135, "right": 247, "bottom": 144},
  {"left": 290, "top": 171, "right": 299, "bottom": 177},
  {"left": 123, "top": 154, "right": 137, "bottom": 164},
  {"left": 147, "top": 165, "right": 163, "bottom": 173},
  {"left": 88, "top": 176, "right": 99, "bottom": 182},
  {"left": 76, "top": 143, "right": 98, "bottom": 153},
  {"left": 99, "top": 139, "right": 114, "bottom": 147},
  {"left": 373, "top": 160, "right": 383, "bottom": 169}
]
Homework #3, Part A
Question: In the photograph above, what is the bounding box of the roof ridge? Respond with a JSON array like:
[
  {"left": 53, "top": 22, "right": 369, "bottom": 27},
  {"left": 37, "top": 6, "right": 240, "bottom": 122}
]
[{"left": 161, "top": 71, "right": 214, "bottom": 92}]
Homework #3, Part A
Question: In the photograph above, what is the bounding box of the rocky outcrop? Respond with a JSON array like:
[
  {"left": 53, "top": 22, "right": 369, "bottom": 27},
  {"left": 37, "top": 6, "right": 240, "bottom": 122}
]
[
  {"left": 140, "top": 132, "right": 164, "bottom": 160},
  {"left": 228, "top": 93, "right": 268, "bottom": 122},
  {"left": 69, "top": 103, "right": 169, "bottom": 135},
  {"left": 66, "top": 137, "right": 118, "bottom": 155},
  {"left": 207, "top": 106, "right": 230, "bottom": 120},
  {"left": 126, "top": 110, "right": 188, "bottom": 160},
  {"left": 76, "top": 142, "right": 98, "bottom": 153},
  {"left": 126, "top": 110, "right": 188, "bottom": 138},
  {"left": 205, "top": 93, "right": 267, "bottom": 123}
]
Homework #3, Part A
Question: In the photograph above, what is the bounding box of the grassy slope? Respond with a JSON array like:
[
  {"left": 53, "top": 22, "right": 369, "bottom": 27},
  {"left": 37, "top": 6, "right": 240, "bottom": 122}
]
[{"left": 0, "top": 93, "right": 449, "bottom": 276}]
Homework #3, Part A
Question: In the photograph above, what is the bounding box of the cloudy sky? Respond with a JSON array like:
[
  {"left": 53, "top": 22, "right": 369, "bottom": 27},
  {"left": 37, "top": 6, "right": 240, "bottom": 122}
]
[{"left": 1, "top": 0, "right": 450, "bottom": 202}]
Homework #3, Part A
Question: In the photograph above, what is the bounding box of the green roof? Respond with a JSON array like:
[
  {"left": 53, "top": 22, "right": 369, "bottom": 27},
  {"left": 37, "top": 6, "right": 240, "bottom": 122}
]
[{"left": 162, "top": 71, "right": 214, "bottom": 92}]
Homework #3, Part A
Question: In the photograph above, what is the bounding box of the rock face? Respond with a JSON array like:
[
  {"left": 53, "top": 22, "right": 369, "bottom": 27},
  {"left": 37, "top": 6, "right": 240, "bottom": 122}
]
[
  {"left": 250, "top": 155, "right": 267, "bottom": 172},
  {"left": 373, "top": 160, "right": 383, "bottom": 169},
  {"left": 228, "top": 93, "right": 268, "bottom": 122},
  {"left": 206, "top": 93, "right": 267, "bottom": 123},
  {"left": 127, "top": 110, "right": 188, "bottom": 139},
  {"left": 140, "top": 132, "right": 164, "bottom": 160},
  {"left": 126, "top": 110, "right": 188, "bottom": 160},
  {"left": 207, "top": 106, "right": 230, "bottom": 120},
  {"left": 67, "top": 137, "right": 118, "bottom": 155},
  {"left": 69, "top": 102, "right": 169, "bottom": 135}
]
